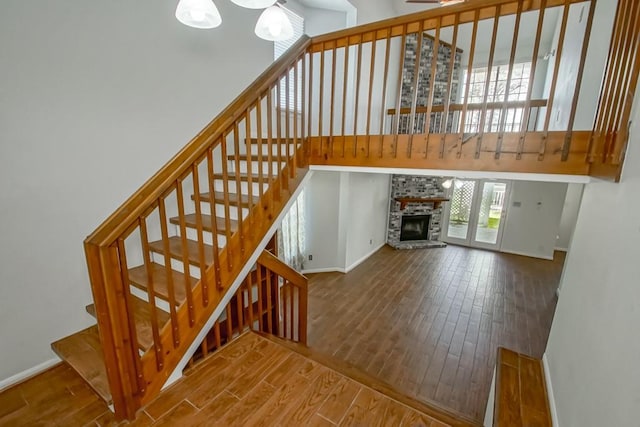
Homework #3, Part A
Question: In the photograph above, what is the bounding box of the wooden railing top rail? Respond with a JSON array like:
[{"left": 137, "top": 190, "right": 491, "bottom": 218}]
[
  {"left": 85, "top": 35, "right": 312, "bottom": 247},
  {"left": 387, "top": 99, "right": 548, "bottom": 115},
  {"left": 257, "top": 250, "right": 308, "bottom": 289},
  {"left": 310, "top": 0, "right": 588, "bottom": 49}
]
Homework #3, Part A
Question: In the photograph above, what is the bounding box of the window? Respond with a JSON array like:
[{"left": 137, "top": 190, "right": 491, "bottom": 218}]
[
  {"left": 274, "top": 7, "right": 304, "bottom": 111},
  {"left": 460, "top": 62, "right": 532, "bottom": 133}
]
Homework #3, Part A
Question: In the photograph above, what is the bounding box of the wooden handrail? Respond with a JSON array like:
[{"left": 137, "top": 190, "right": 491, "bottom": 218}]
[
  {"left": 310, "top": 0, "right": 587, "bottom": 49},
  {"left": 85, "top": 35, "right": 311, "bottom": 248},
  {"left": 387, "top": 100, "right": 548, "bottom": 116},
  {"left": 257, "top": 250, "right": 308, "bottom": 290}
]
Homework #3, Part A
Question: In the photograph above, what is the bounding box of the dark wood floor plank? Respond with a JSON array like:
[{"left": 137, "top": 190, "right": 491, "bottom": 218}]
[{"left": 307, "top": 245, "right": 563, "bottom": 422}]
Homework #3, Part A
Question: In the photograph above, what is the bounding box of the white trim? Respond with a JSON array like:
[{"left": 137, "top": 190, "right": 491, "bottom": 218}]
[
  {"left": 500, "top": 249, "right": 555, "bottom": 261},
  {"left": 543, "top": 354, "right": 560, "bottom": 427},
  {"left": 0, "top": 357, "right": 60, "bottom": 392},
  {"left": 484, "top": 368, "right": 497, "bottom": 427},
  {"left": 310, "top": 165, "right": 592, "bottom": 184},
  {"left": 164, "top": 171, "right": 314, "bottom": 390},
  {"left": 344, "top": 242, "right": 386, "bottom": 273},
  {"left": 554, "top": 246, "right": 569, "bottom": 252},
  {"left": 302, "top": 267, "right": 346, "bottom": 274}
]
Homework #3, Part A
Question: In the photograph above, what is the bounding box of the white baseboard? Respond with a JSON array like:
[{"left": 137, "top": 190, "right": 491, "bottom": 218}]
[
  {"left": 0, "top": 357, "right": 60, "bottom": 392},
  {"left": 555, "top": 246, "right": 569, "bottom": 252},
  {"left": 344, "top": 242, "right": 386, "bottom": 273},
  {"left": 302, "top": 267, "right": 346, "bottom": 274},
  {"left": 500, "top": 249, "right": 555, "bottom": 261},
  {"left": 542, "top": 354, "right": 560, "bottom": 427}
]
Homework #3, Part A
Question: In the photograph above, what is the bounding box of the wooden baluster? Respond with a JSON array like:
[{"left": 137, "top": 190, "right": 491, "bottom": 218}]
[
  {"left": 201, "top": 336, "right": 209, "bottom": 358},
  {"left": 255, "top": 97, "right": 265, "bottom": 202},
  {"left": 341, "top": 42, "right": 350, "bottom": 158},
  {"left": 191, "top": 163, "right": 210, "bottom": 305},
  {"left": 540, "top": 0, "right": 571, "bottom": 160},
  {"left": 175, "top": 178, "right": 196, "bottom": 324},
  {"left": 408, "top": 23, "right": 424, "bottom": 158},
  {"left": 232, "top": 122, "right": 246, "bottom": 255},
  {"left": 272, "top": 271, "right": 281, "bottom": 337},
  {"left": 244, "top": 110, "right": 255, "bottom": 226},
  {"left": 366, "top": 36, "right": 377, "bottom": 157},
  {"left": 496, "top": 2, "right": 523, "bottom": 159},
  {"left": 236, "top": 285, "right": 244, "bottom": 332},
  {"left": 205, "top": 151, "right": 222, "bottom": 290},
  {"left": 476, "top": 5, "right": 501, "bottom": 159},
  {"left": 115, "top": 238, "right": 145, "bottom": 394},
  {"left": 293, "top": 59, "right": 299, "bottom": 173},
  {"left": 257, "top": 265, "right": 264, "bottom": 331},
  {"left": 283, "top": 281, "right": 289, "bottom": 339},
  {"left": 139, "top": 216, "right": 164, "bottom": 370},
  {"left": 423, "top": 18, "right": 442, "bottom": 159},
  {"left": 245, "top": 276, "right": 254, "bottom": 331},
  {"left": 299, "top": 282, "right": 307, "bottom": 345},
  {"left": 353, "top": 35, "right": 363, "bottom": 156},
  {"left": 330, "top": 44, "right": 337, "bottom": 157},
  {"left": 276, "top": 78, "right": 287, "bottom": 192},
  {"left": 225, "top": 303, "right": 233, "bottom": 341},
  {"left": 379, "top": 29, "right": 392, "bottom": 157},
  {"left": 561, "top": 0, "right": 597, "bottom": 161},
  {"left": 158, "top": 196, "right": 179, "bottom": 347},
  {"left": 393, "top": 26, "right": 407, "bottom": 158},
  {"left": 218, "top": 134, "right": 234, "bottom": 272},
  {"left": 518, "top": 0, "right": 547, "bottom": 160},
  {"left": 266, "top": 267, "right": 273, "bottom": 334},
  {"left": 440, "top": 14, "right": 459, "bottom": 159},
  {"left": 266, "top": 90, "right": 276, "bottom": 209},
  {"left": 458, "top": 9, "right": 480, "bottom": 158},
  {"left": 319, "top": 47, "right": 326, "bottom": 156},
  {"left": 285, "top": 69, "right": 293, "bottom": 177},
  {"left": 308, "top": 52, "right": 314, "bottom": 140},
  {"left": 603, "top": 0, "right": 639, "bottom": 161},
  {"left": 611, "top": 1, "right": 640, "bottom": 164},
  {"left": 301, "top": 54, "right": 307, "bottom": 160},
  {"left": 213, "top": 320, "right": 221, "bottom": 350}
]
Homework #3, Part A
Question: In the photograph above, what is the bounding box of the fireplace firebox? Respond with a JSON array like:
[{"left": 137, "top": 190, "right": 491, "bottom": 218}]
[{"left": 400, "top": 215, "right": 431, "bottom": 241}]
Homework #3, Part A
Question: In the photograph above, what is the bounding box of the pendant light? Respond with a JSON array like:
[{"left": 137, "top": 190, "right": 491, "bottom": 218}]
[
  {"left": 230, "top": 0, "right": 276, "bottom": 9},
  {"left": 255, "top": 5, "right": 294, "bottom": 41},
  {"left": 442, "top": 178, "right": 465, "bottom": 189},
  {"left": 175, "top": 0, "right": 222, "bottom": 29}
]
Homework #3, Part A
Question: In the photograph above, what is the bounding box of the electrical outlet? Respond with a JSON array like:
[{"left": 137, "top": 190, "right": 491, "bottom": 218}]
[
  {"left": 308, "top": 254, "right": 313, "bottom": 261},
  {"left": 369, "top": 239, "right": 373, "bottom": 245}
]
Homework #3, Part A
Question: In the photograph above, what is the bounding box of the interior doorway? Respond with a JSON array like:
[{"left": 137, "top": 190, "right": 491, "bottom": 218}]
[{"left": 442, "top": 179, "right": 511, "bottom": 250}]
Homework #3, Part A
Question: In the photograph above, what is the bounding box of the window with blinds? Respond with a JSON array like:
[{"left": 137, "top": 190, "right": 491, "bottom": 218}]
[{"left": 275, "top": 6, "right": 304, "bottom": 111}]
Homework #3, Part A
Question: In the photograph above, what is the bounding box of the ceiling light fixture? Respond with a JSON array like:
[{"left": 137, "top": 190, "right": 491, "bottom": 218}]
[
  {"left": 175, "top": 0, "right": 222, "bottom": 29},
  {"left": 255, "top": 5, "right": 294, "bottom": 41},
  {"left": 442, "top": 178, "right": 465, "bottom": 189},
  {"left": 230, "top": 0, "right": 276, "bottom": 9}
]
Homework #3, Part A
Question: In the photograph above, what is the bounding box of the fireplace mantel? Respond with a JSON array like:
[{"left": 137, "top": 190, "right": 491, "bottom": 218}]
[{"left": 395, "top": 197, "right": 450, "bottom": 210}]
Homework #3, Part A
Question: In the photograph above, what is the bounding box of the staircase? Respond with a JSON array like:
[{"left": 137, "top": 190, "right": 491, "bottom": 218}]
[{"left": 50, "top": 0, "right": 639, "bottom": 422}]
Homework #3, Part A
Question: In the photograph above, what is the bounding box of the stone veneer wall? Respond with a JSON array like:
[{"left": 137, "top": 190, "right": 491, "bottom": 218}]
[
  {"left": 399, "top": 34, "right": 462, "bottom": 134},
  {"left": 388, "top": 175, "right": 446, "bottom": 249}
]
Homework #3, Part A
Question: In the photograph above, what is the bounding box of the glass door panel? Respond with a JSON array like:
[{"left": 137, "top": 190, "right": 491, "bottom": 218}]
[
  {"left": 445, "top": 180, "right": 476, "bottom": 244},
  {"left": 472, "top": 181, "right": 508, "bottom": 248}
]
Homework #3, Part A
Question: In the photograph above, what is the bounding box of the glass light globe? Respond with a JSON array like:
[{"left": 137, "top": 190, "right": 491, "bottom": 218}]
[
  {"left": 454, "top": 179, "right": 464, "bottom": 189},
  {"left": 175, "top": 0, "right": 222, "bottom": 29},
  {"left": 442, "top": 179, "right": 453, "bottom": 189},
  {"left": 230, "top": 0, "right": 276, "bottom": 9},
  {"left": 255, "top": 6, "right": 294, "bottom": 41}
]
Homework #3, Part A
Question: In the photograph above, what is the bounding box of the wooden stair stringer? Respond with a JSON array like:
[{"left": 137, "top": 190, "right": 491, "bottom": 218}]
[
  {"left": 256, "top": 332, "right": 482, "bottom": 427},
  {"left": 137, "top": 161, "right": 310, "bottom": 406}
]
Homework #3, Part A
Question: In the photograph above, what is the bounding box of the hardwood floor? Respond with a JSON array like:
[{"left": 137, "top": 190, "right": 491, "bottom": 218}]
[
  {"left": 0, "top": 332, "right": 455, "bottom": 426},
  {"left": 306, "top": 244, "right": 564, "bottom": 422}
]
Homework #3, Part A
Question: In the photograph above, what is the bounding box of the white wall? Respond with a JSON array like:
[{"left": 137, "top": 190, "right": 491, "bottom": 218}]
[
  {"left": 555, "top": 183, "right": 584, "bottom": 251},
  {"left": 0, "top": 0, "right": 273, "bottom": 383},
  {"left": 304, "top": 171, "right": 390, "bottom": 273},
  {"left": 544, "top": 91, "right": 640, "bottom": 427},
  {"left": 500, "top": 181, "right": 568, "bottom": 260},
  {"left": 345, "top": 173, "right": 390, "bottom": 268}
]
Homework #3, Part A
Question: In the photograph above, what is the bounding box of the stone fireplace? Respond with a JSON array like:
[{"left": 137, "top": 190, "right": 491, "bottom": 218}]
[{"left": 388, "top": 175, "right": 446, "bottom": 249}]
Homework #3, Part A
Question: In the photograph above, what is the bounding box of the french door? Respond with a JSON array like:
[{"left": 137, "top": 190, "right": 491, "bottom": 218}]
[{"left": 442, "top": 179, "right": 511, "bottom": 250}]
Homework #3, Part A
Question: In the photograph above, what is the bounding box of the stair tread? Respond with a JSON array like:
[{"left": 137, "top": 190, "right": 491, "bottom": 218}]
[
  {"left": 193, "top": 191, "right": 260, "bottom": 207},
  {"left": 128, "top": 263, "right": 198, "bottom": 306},
  {"left": 86, "top": 296, "right": 170, "bottom": 352},
  {"left": 149, "top": 236, "right": 216, "bottom": 265},
  {"left": 169, "top": 213, "right": 237, "bottom": 234},
  {"left": 51, "top": 325, "right": 112, "bottom": 405}
]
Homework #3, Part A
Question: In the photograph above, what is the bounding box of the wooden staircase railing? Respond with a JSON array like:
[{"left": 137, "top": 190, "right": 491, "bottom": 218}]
[
  {"left": 186, "top": 248, "right": 308, "bottom": 370},
  {"left": 74, "top": 0, "right": 640, "bottom": 421}
]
